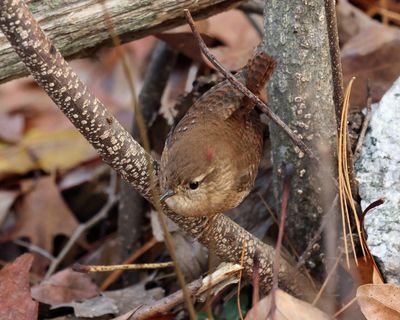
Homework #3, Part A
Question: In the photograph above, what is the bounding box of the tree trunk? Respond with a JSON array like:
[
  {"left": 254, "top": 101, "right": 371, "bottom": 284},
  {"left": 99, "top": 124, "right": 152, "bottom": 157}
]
[{"left": 263, "top": 0, "right": 338, "bottom": 271}]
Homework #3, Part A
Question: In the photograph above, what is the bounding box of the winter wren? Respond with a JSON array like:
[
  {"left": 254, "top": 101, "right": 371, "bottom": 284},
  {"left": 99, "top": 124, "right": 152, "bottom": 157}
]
[{"left": 159, "top": 52, "right": 276, "bottom": 217}]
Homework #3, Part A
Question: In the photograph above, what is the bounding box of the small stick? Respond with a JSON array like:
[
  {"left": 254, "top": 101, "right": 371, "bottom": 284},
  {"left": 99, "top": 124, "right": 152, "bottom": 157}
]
[
  {"left": 45, "top": 173, "right": 118, "bottom": 278},
  {"left": 183, "top": 9, "right": 317, "bottom": 161},
  {"left": 114, "top": 263, "right": 242, "bottom": 320},
  {"left": 101, "top": 237, "right": 158, "bottom": 290},
  {"left": 73, "top": 261, "right": 174, "bottom": 273},
  {"left": 312, "top": 253, "right": 341, "bottom": 306},
  {"left": 237, "top": 241, "right": 246, "bottom": 320},
  {"left": 334, "top": 296, "right": 358, "bottom": 318},
  {"left": 13, "top": 239, "right": 55, "bottom": 262},
  {"left": 270, "top": 165, "right": 293, "bottom": 320}
]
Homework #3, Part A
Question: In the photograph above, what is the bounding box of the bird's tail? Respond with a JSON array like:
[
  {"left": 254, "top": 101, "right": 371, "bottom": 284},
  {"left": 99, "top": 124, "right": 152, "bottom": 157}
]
[{"left": 245, "top": 52, "right": 277, "bottom": 95}]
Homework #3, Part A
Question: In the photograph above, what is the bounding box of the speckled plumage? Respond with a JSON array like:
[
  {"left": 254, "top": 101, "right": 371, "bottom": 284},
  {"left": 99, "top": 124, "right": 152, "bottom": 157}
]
[{"left": 160, "top": 52, "right": 276, "bottom": 216}]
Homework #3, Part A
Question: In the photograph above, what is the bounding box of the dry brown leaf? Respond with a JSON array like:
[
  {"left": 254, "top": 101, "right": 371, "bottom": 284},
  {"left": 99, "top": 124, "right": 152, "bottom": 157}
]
[
  {"left": 337, "top": 0, "right": 379, "bottom": 46},
  {"left": 0, "top": 127, "right": 98, "bottom": 178},
  {"left": 342, "top": 23, "right": 400, "bottom": 107},
  {"left": 31, "top": 268, "right": 99, "bottom": 305},
  {"left": 159, "top": 10, "right": 261, "bottom": 71},
  {"left": 0, "top": 78, "right": 54, "bottom": 113},
  {"left": 245, "top": 289, "right": 330, "bottom": 320},
  {"left": 357, "top": 283, "right": 400, "bottom": 320},
  {"left": 157, "top": 32, "right": 221, "bottom": 64},
  {"left": 0, "top": 253, "right": 38, "bottom": 320},
  {"left": 207, "top": 10, "right": 262, "bottom": 71},
  {"left": 9, "top": 176, "right": 79, "bottom": 271},
  {"left": 0, "top": 113, "right": 25, "bottom": 143}
]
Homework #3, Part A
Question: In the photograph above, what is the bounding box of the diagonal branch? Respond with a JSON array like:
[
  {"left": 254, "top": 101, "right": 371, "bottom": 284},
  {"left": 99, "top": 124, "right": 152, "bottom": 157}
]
[{"left": 0, "top": 0, "right": 317, "bottom": 300}]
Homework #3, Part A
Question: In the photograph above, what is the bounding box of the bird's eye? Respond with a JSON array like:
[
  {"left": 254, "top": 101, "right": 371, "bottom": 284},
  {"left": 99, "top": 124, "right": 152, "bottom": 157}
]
[{"left": 189, "top": 181, "right": 199, "bottom": 190}]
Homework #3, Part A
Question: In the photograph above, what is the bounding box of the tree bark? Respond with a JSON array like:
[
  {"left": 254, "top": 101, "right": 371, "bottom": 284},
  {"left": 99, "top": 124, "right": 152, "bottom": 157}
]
[
  {"left": 0, "top": 0, "right": 244, "bottom": 84},
  {"left": 263, "top": 1, "right": 338, "bottom": 270}
]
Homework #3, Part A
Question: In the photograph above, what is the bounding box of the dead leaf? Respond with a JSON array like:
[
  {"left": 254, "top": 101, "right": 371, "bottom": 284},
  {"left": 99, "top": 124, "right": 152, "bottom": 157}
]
[
  {"left": 206, "top": 10, "right": 262, "bottom": 70},
  {"left": 159, "top": 10, "right": 261, "bottom": 71},
  {"left": 245, "top": 289, "right": 330, "bottom": 320},
  {"left": 337, "top": 0, "right": 379, "bottom": 46},
  {"left": 0, "top": 113, "right": 24, "bottom": 143},
  {"left": 54, "top": 284, "right": 164, "bottom": 318},
  {"left": 342, "top": 21, "right": 400, "bottom": 107},
  {"left": 357, "top": 284, "right": 400, "bottom": 320},
  {"left": 61, "top": 295, "right": 119, "bottom": 318},
  {"left": 157, "top": 32, "right": 222, "bottom": 64},
  {"left": 0, "top": 127, "right": 98, "bottom": 178},
  {"left": 9, "top": 176, "right": 79, "bottom": 271},
  {"left": 31, "top": 269, "right": 99, "bottom": 305},
  {"left": 0, "top": 254, "right": 38, "bottom": 320}
]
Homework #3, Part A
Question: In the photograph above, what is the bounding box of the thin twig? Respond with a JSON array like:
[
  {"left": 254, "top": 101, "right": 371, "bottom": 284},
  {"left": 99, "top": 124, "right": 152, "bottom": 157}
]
[
  {"left": 353, "top": 82, "right": 373, "bottom": 161},
  {"left": 237, "top": 241, "right": 246, "bottom": 320},
  {"left": 334, "top": 295, "right": 358, "bottom": 318},
  {"left": 114, "top": 263, "right": 243, "bottom": 320},
  {"left": 324, "top": 0, "right": 344, "bottom": 125},
  {"left": 258, "top": 193, "right": 317, "bottom": 290},
  {"left": 270, "top": 165, "right": 293, "bottom": 320},
  {"left": 183, "top": 9, "right": 317, "bottom": 161},
  {"left": 45, "top": 173, "right": 118, "bottom": 278},
  {"left": 312, "top": 253, "right": 341, "bottom": 306},
  {"left": 14, "top": 239, "right": 55, "bottom": 261},
  {"left": 73, "top": 261, "right": 173, "bottom": 272},
  {"left": 119, "top": 280, "right": 203, "bottom": 320},
  {"left": 325, "top": 0, "right": 358, "bottom": 198},
  {"left": 101, "top": 237, "right": 158, "bottom": 290}
]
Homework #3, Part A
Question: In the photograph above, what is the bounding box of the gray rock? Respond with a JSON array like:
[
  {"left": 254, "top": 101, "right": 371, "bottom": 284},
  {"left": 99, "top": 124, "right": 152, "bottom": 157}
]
[{"left": 356, "top": 76, "right": 400, "bottom": 284}]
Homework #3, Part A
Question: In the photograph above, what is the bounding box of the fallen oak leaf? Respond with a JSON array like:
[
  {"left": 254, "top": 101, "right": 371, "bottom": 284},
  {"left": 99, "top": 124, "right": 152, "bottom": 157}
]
[
  {"left": 245, "top": 289, "right": 330, "bottom": 320},
  {"left": 31, "top": 268, "right": 99, "bottom": 306},
  {"left": 357, "top": 283, "right": 400, "bottom": 320},
  {"left": 7, "top": 176, "right": 80, "bottom": 273},
  {"left": 0, "top": 253, "right": 38, "bottom": 320}
]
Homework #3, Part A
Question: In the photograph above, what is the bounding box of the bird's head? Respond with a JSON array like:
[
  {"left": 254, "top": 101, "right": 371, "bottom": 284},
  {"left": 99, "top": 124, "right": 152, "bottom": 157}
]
[{"left": 159, "top": 140, "right": 234, "bottom": 217}]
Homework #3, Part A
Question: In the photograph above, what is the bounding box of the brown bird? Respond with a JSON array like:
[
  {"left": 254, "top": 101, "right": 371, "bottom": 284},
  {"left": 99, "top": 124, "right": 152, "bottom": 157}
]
[{"left": 159, "top": 52, "right": 276, "bottom": 217}]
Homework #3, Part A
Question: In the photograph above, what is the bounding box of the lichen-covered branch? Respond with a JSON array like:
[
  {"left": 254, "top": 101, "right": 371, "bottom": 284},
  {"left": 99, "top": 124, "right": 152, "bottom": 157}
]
[
  {"left": 0, "top": 0, "right": 244, "bottom": 83},
  {"left": 0, "top": 0, "right": 317, "bottom": 300}
]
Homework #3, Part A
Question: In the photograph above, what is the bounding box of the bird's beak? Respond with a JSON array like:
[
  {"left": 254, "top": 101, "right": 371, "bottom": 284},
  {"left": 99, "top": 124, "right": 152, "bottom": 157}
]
[{"left": 160, "top": 189, "right": 175, "bottom": 202}]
